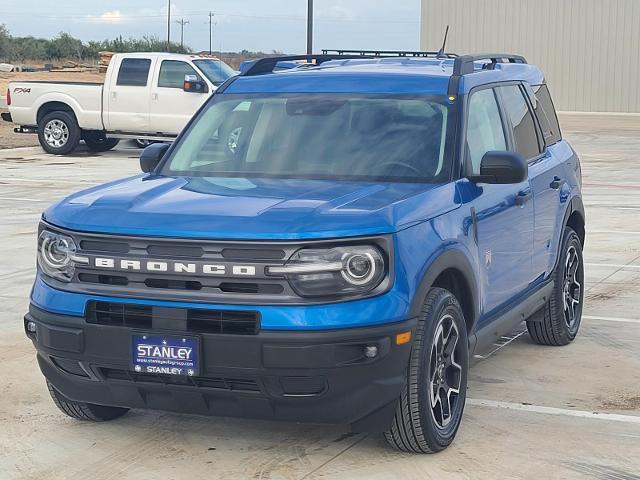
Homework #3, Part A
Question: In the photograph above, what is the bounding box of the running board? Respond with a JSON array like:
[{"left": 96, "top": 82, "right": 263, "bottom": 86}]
[
  {"left": 108, "top": 132, "right": 177, "bottom": 142},
  {"left": 470, "top": 280, "right": 554, "bottom": 360}
]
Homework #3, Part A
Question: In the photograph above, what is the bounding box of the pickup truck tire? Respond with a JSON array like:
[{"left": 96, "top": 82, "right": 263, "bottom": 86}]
[
  {"left": 47, "top": 380, "right": 129, "bottom": 421},
  {"left": 384, "top": 287, "right": 468, "bottom": 453},
  {"left": 82, "top": 131, "right": 120, "bottom": 152},
  {"left": 527, "top": 226, "right": 584, "bottom": 346},
  {"left": 37, "top": 111, "right": 81, "bottom": 155}
]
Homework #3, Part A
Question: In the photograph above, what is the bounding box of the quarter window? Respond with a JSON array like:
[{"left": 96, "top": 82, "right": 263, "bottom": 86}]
[
  {"left": 158, "top": 60, "right": 201, "bottom": 89},
  {"left": 116, "top": 58, "right": 151, "bottom": 87},
  {"left": 531, "top": 84, "right": 562, "bottom": 146},
  {"left": 497, "top": 85, "right": 542, "bottom": 159},
  {"left": 466, "top": 88, "right": 507, "bottom": 174}
]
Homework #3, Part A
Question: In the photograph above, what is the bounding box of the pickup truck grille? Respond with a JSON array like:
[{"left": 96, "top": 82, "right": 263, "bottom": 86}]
[{"left": 46, "top": 228, "right": 309, "bottom": 305}]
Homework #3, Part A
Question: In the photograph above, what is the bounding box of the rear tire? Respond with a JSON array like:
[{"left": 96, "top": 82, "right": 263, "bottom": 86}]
[
  {"left": 384, "top": 287, "right": 468, "bottom": 453},
  {"left": 47, "top": 380, "right": 129, "bottom": 422},
  {"left": 82, "top": 130, "right": 120, "bottom": 152},
  {"left": 527, "top": 226, "right": 584, "bottom": 346},
  {"left": 37, "top": 111, "right": 81, "bottom": 155}
]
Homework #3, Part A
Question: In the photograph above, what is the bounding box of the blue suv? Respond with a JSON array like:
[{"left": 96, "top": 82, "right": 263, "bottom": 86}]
[{"left": 26, "top": 51, "right": 585, "bottom": 453}]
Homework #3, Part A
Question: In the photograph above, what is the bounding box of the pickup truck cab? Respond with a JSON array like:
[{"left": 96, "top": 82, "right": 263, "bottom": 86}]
[
  {"left": 25, "top": 51, "right": 585, "bottom": 453},
  {"left": 4, "top": 52, "right": 236, "bottom": 154}
]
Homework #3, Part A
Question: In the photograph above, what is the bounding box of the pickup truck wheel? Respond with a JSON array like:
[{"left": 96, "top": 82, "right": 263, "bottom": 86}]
[
  {"left": 384, "top": 287, "right": 468, "bottom": 453},
  {"left": 82, "top": 131, "right": 120, "bottom": 152},
  {"left": 527, "top": 227, "right": 584, "bottom": 346},
  {"left": 38, "top": 111, "right": 81, "bottom": 155},
  {"left": 47, "top": 380, "right": 129, "bottom": 422}
]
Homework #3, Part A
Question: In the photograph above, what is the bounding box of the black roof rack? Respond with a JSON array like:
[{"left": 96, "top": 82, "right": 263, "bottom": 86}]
[
  {"left": 448, "top": 53, "right": 528, "bottom": 95},
  {"left": 322, "top": 49, "right": 458, "bottom": 59},
  {"left": 240, "top": 54, "right": 368, "bottom": 77},
  {"left": 241, "top": 50, "right": 460, "bottom": 77}
]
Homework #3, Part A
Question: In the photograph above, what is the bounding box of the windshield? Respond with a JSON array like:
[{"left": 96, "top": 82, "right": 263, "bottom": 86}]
[
  {"left": 161, "top": 94, "right": 454, "bottom": 182},
  {"left": 193, "top": 59, "right": 236, "bottom": 85}
]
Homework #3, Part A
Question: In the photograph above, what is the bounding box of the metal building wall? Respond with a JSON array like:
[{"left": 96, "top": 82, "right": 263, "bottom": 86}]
[{"left": 421, "top": 0, "right": 640, "bottom": 112}]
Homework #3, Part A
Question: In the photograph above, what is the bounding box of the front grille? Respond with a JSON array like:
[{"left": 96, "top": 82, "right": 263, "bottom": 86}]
[
  {"left": 100, "top": 368, "right": 261, "bottom": 392},
  {"left": 86, "top": 301, "right": 260, "bottom": 334},
  {"left": 66, "top": 231, "right": 301, "bottom": 304}
]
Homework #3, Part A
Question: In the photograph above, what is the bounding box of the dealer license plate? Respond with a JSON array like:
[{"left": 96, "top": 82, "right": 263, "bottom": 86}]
[{"left": 132, "top": 334, "right": 199, "bottom": 377}]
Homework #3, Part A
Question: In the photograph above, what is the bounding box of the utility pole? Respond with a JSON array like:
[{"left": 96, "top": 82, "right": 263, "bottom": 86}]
[
  {"left": 166, "top": 0, "right": 171, "bottom": 51},
  {"left": 208, "top": 11, "right": 215, "bottom": 55},
  {"left": 176, "top": 18, "right": 189, "bottom": 48},
  {"left": 306, "top": 0, "right": 313, "bottom": 54}
]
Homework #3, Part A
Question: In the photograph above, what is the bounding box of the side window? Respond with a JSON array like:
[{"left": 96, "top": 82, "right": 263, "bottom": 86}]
[
  {"left": 158, "top": 60, "right": 201, "bottom": 89},
  {"left": 466, "top": 88, "right": 507, "bottom": 174},
  {"left": 116, "top": 58, "right": 151, "bottom": 87},
  {"left": 531, "top": 84, "right": 562, "bottom": 146},
  {"left": 497, "top": 85, "right": 542, "bottom": 159}
]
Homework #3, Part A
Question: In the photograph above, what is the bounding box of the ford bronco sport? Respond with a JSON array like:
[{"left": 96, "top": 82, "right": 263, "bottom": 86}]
[{"left": 25, "top": 50, "right": 585, "bottom": 453}]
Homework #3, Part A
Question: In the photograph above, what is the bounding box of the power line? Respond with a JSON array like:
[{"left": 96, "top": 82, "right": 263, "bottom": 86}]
[{"left": 176, "top": 18, "right": 189, "bottom": 48}]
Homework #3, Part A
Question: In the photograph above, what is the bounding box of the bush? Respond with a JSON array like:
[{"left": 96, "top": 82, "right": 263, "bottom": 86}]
[{"left": 0, "top": 25, "right": 190, "bottom": 62}]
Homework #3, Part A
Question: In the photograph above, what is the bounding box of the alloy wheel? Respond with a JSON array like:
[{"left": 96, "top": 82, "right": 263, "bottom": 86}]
[
  {"left": 43, "top": 119, "right": 69, "bottom": 148},
  {"left": 563, "top": 245, "right": 582, "bottom": 327},
  {"left": 429, "top": 314, "right": 463, "bottom": 429}
]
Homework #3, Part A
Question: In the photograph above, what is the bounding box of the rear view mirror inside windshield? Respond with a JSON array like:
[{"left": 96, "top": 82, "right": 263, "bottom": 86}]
[{"left": 286, "top": 98, "right": 347, "bottom": 116}]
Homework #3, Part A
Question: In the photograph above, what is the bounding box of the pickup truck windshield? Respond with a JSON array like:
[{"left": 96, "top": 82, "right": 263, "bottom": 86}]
[
  {"left": 193, "top": 59, "right": 236, "bottom": 85},
  {"left": 161, "top": 94, "right": 454, "bottom": 182}
]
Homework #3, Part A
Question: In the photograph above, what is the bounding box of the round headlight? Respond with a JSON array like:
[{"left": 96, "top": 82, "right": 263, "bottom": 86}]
[
  {"left": 37, "top": 230, "right": 86, "bottom": 282},
  {"left": 342, "top": 252, "right": 376, "bottom": 285},
  {"left": 41, "top": 236, "right": 72, "bottom": 268},
  {"left": 267, "top": 244, "right": 387, "bottom": 298}
]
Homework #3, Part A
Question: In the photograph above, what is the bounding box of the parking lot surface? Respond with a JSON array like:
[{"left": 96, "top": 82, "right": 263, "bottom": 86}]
[{"left": 1, "top": 116, "right": 639, "bottom": 480}]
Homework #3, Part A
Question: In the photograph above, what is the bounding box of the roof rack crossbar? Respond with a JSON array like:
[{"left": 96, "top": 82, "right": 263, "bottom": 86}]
[
  {"left": 452, "top": 53, "right": 527, "bottom": 76},
  {"left": 240, "top": 54, "right": 372, "bottom": 77},
  {"left": 447, "top": 53, "right": 528, "bottom": 95},
  {"left": 322, "top": 49, "right": 458, "bottom": 59}
]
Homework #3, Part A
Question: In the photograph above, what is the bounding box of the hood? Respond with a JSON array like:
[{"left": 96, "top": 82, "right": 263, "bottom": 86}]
[{"left": 43, "top": 175, "right": 459, "bottom": 240}]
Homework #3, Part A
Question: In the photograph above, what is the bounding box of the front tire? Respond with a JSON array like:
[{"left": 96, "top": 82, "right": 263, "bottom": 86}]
[
  {"left": 37, "top": 111, "right": 81, "bottom": 155},
  {"left": 82, "top": 130, "right": 120, "bottom": 152},
  {"left": 47, "top": 380, "right": 129, "bottom": 422},
  {"left": 527, "top": 227, "right": 584, "bottom": 346},
  {"left": 384, "top": 287, "right": 468, "bottom": 453}
]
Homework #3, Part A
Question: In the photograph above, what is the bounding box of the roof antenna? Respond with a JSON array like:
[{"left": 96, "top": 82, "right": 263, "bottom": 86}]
[{"left": 436, "top": 25, "right": 450, "bottom": 58}]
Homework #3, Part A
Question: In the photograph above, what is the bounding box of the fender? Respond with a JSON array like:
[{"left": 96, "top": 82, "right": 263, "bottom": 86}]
[
  {"left": 408, "top": 247, "right": 479, "bottom": 330},
  {"left": 551, "top": 194, "right": 585, "bottom": 272}
]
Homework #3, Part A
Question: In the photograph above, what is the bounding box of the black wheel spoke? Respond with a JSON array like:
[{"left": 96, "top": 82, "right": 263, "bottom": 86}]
[{"left": 429, "top": 313, "right": 463, "bottom": 430}]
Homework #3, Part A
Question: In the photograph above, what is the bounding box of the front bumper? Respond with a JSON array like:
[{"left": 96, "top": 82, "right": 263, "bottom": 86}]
[{"left": 26, "top": 304, "right": 416, "bottom": 431}]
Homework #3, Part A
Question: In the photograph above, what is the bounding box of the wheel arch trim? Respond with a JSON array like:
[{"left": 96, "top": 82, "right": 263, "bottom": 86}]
[{"left": 408, "top": 247, "right": 479, "bottom": 332}]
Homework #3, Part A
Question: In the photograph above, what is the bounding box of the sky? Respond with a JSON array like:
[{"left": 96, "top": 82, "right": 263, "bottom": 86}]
[{"left": 0, "top": 0, "right": 423, "bottom": 53}]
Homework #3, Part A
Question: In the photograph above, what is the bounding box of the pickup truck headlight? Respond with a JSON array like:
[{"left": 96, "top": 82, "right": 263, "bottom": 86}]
[
  {"left": 267, "top": 245, "right": 386, "bottom": 298},
  {"left": 38, "top": 230, "right": 88, "bottom": 282}
]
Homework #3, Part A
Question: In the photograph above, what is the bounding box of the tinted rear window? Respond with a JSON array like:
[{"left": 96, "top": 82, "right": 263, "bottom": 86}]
[
  {"left": 497, "top": 85, "right": 542, "bottom": 160},
  {"left": 532, "top": 84, "right": 562, "bottom": 146},
  {"left": 116, "top": 58, "right": 151, "bottom": 87}
]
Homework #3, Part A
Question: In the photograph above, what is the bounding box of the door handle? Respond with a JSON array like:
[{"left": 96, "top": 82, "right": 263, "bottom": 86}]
[
  {"left": 550, "top": 176, "right": 564, "bottom": 189},
  {"left": 152, "top": 93, "right": 159, "bottom": 101},
  {"left": 515, "top": 190, "right": 532, "bottom": 206},
  {"left": 111, "top": 91, "right": 117, "bottom": 99}
]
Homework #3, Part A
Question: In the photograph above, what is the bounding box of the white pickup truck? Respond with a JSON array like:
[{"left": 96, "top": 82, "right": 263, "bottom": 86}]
[{"left": 2, "top": 52, "right": 236, "bottom": 154}]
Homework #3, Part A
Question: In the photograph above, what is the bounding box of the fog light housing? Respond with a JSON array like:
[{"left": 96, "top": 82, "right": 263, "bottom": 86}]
[
  {"left": 26, "top": 320, "right": 37, "bottom": 334},
  {"left": 363, "top": 345, "right": 378, "bottom": 358}
]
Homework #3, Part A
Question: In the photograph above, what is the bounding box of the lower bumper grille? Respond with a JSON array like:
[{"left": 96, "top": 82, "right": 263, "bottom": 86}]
[
  {"left": 100, "top": 367, "right": 261, "bottom": 392},
  {"left": 86, "top": 301, "right": 260, "bottom": 334}
]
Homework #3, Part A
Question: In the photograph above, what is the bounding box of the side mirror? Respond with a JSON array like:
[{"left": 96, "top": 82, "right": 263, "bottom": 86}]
[
  {"left": 469, "top": 151, "right": 528, "bottom": 184},
  {"left": 140, "top": 143, "right": 170, "bottom": 173},
  {"left": 183, "top": 74, "right": 208, "bottom": 93}
]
